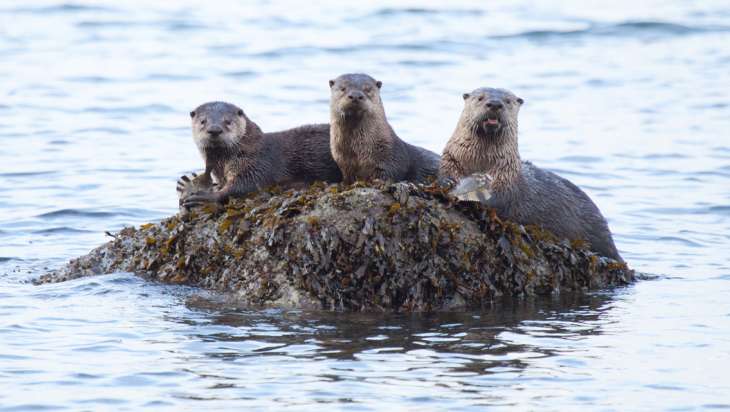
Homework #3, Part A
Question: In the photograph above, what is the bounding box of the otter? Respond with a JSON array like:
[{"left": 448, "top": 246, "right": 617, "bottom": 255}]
[
  {"left": 440, "top": 88, "right": 622, "bottom": 261},
  {"left": 179, "top": 101, "right": 342, "bottom": 207},
  {"left": 329, "top": 73, "right": 440, "bottom": 184}
]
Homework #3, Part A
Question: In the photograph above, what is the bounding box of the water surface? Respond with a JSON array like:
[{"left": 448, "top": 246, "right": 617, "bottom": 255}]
[{"left": 1, "top": 1, "right": 730, "bottom": 410}]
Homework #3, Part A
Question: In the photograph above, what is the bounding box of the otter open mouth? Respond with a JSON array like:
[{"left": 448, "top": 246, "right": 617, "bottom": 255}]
[{"left": 482, "top": 115, "right": 500, "bottom": 129}]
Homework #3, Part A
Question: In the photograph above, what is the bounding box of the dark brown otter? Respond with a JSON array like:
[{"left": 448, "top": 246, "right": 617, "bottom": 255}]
[
  {"left": 440, "top": 87, "right": 622, "bottom": 261},
  {"left": 179, "top": 101, "right": 342, "bottom": 207},
  {"left": 329, "top": 73, "right": 440, "bottom": 184}
]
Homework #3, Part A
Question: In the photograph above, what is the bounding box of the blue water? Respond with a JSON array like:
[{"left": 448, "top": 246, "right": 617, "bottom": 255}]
[{"left": 2, "top": 1, "right": 730, "bottom": 410}]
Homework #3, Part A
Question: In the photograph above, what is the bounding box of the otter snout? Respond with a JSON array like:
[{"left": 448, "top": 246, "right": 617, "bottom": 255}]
[
  {"left": 207, "top": 125, "right": 223, "bottom": 138},
  {"left": 486, "top": 100, "right": 503, "bottom": 110},
  {"left": 347, "top": 91, "right": 365, "bottom": 101},
  {"left": 337, "top": 90, "right": 369, "bottom": 117}
]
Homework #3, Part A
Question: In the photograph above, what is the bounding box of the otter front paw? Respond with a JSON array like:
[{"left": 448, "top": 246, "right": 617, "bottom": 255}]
[
  {"left": 176, "top": 173, "right": 196, "bottom": 199},
  {"left": 177, "top": 172, "right": 218, "bottom": 202},
  {"left": 181, "top": 191, "right": 223, "bottom": 208}
]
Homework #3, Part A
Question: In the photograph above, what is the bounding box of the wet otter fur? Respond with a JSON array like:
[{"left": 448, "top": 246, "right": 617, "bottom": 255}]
[
  {"left": 440, "top": 88, "right": 622, "bottom": 261},
  {"left": 180, "top": 101, "right": 341, "bottom": 207},
  {"left": 329, "top": 73, "right": 440, "bottom": 184}
]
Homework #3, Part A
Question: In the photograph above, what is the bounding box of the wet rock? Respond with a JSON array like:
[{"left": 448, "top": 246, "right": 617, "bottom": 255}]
[{"left": 36, "top": 181, "right": 634, "bottom": 311}]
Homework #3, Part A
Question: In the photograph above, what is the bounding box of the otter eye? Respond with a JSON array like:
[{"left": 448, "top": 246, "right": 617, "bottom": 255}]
[
  {"left": 478, "top": 96, "right": 484, "bottom": 102},
  {"left": 505, "top": 99, "right": 512, "bottom": 105},
  {"left": 200, "top": 119, "right": 206, "bottom": 125},
  {"left": 224, "top": 120, "right": 232, "bottom": 126},
  {"left": 340, "top": 87, "right": 346, "bottom": 92},
  {"left": 364, "top": 87, "right": 372, "bottom": 93}
]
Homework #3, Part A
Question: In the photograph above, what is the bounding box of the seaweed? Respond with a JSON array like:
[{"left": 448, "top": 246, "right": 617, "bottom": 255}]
[{"left": 37, "top": 180, "right": 634, "bottom": 311}]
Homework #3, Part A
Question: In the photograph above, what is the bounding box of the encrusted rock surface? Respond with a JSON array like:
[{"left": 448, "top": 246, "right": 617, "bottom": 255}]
[{"left": 36, "top": 181, "right": 633, "bottom": 311}]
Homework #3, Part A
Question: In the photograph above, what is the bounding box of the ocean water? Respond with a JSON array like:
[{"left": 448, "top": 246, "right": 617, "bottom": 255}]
[{"left": 1, "top": 1, "right": 730, "bottom": 410}]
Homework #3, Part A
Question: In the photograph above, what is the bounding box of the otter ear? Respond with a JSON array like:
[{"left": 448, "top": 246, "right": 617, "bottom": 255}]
[
  {"left": 189, "top": 111, "right": 195, "bottom": 118},
  {"left": 375, "top": 80, "right": 382, "bottom": 89},
  {"left": 237, "top": 109, "right": 244, "bottom": 116},
  {"left": 462, "top": 93, "right": 470, "bottom": 101},
  {"left": 329, "top": 79, "right": 335, "bottom": 88},
  {"left": 516, "top": 97, "right": 524, "bottom": 105}
]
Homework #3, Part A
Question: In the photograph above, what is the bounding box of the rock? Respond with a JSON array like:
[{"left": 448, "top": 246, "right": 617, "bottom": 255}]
[{"left": 35, "top": 181, "right": 634, "bottom": 311}]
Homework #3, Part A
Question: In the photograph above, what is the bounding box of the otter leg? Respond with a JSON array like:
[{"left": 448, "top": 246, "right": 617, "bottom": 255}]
[
  {"left": 371, "top": 165, "right": 402, "bottom": 183},
  {"left": 436, "top": 154, "right": 464, "bottom": 188},
  {"left": 192, "top": 168, "right": 214, "bottom": 189},
  {"left": 340, "top": 168, "right": 356, "bottom": 185}
]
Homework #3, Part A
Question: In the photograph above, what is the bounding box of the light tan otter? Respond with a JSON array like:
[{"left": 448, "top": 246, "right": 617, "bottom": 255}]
[
  {"left": 440, "top": 88, "right": 622, "bottom": 261},
  {"left": 179, "top": 101, "right": 342, "bottom": 207},
  {"left": 329, "top": 73, "right": 440, "bottom": 184}
]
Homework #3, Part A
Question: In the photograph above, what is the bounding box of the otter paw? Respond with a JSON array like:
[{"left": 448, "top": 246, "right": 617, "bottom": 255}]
[
  {"left": 176, "top": 173, "right": 198, "bottom": 197},
  {"left": 181, "top": 192, "right": 221, "bottom": 208},
  {"left": 177, "top": 172, "right": 218, "bottom": 200}
]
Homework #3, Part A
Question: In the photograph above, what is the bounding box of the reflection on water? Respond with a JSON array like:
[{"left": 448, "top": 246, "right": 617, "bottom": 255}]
[
  {"left": 187, "top": 292, "right": 613, "bottom": 364},
  {"left": 181, "top": 293, "right": 619, "bottom": 407},
  {"left": 3, "top": 273, "right": 635, "bottom": 410},
  {"left": 1, "top": 0, "right": 730, "bottom": 410}
]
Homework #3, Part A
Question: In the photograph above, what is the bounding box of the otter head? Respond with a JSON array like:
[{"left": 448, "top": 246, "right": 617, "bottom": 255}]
[
  {"left": 189, "top": 101, "right": 248, "bottom": 151},
  {"left": 461, "top": 88, "right": 523, "bottom": 140},
  {"left": 329, "top": 73, "right": 383, "bottom": 120}
]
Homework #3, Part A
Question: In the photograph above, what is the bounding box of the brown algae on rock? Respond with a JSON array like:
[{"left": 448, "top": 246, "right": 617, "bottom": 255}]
[{"left": 36, "top": 181, "right": 633, "bottom": 311}]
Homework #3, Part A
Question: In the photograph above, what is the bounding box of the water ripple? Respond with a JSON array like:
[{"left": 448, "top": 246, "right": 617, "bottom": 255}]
[
  {"left": 32, "top": 227, "right": 94, "bottom": 235},
  {"left": 1, "top": 1, "right": 729, "bottom": 410},
  {"left": 36, "top": 208, "right": 154, "bottom": 220},
  {"left": 494, "top": 21, "right": 730, "bottom": 41},
  {"left": 7, "top": 3, "right": 117, "bottom": 14}
]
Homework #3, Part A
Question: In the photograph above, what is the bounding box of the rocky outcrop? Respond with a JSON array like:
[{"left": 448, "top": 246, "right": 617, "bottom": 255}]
[{"left": 36, "top": 181, "right": 633, "bottom": 311}]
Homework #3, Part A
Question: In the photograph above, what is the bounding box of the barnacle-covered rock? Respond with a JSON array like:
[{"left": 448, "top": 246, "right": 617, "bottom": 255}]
[{"left": 36, "top": 181, "right": 633, "bottom": 311}]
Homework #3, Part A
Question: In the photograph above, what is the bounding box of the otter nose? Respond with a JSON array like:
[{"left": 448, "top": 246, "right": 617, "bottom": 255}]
[
  {"left": 486, "top": 100, "right": 503, "bottom": 110},
  {"left": 347, "top": 91, "right": 365, "bottom": 101},
  {"left": 207, "top": 126, "right": 223, "bottom": 137}
]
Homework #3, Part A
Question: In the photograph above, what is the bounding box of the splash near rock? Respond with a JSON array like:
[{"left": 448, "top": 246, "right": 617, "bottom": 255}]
[{"left": 36, "top": 181, "right": 633, "bottom": 311}]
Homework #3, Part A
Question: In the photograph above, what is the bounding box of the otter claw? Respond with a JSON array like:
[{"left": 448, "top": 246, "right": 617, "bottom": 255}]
[
  {"left": 177, "top": 175, "right": 191, "bottom": 187},
  {"left": 178, "top": 172, "right": 212, "bottom": 195},
  {"left": 177, "top": 177, "right": 191, "bottom": 195},
  {"left": 182, "top": 193, "right": 219, "bottom": 207}
]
